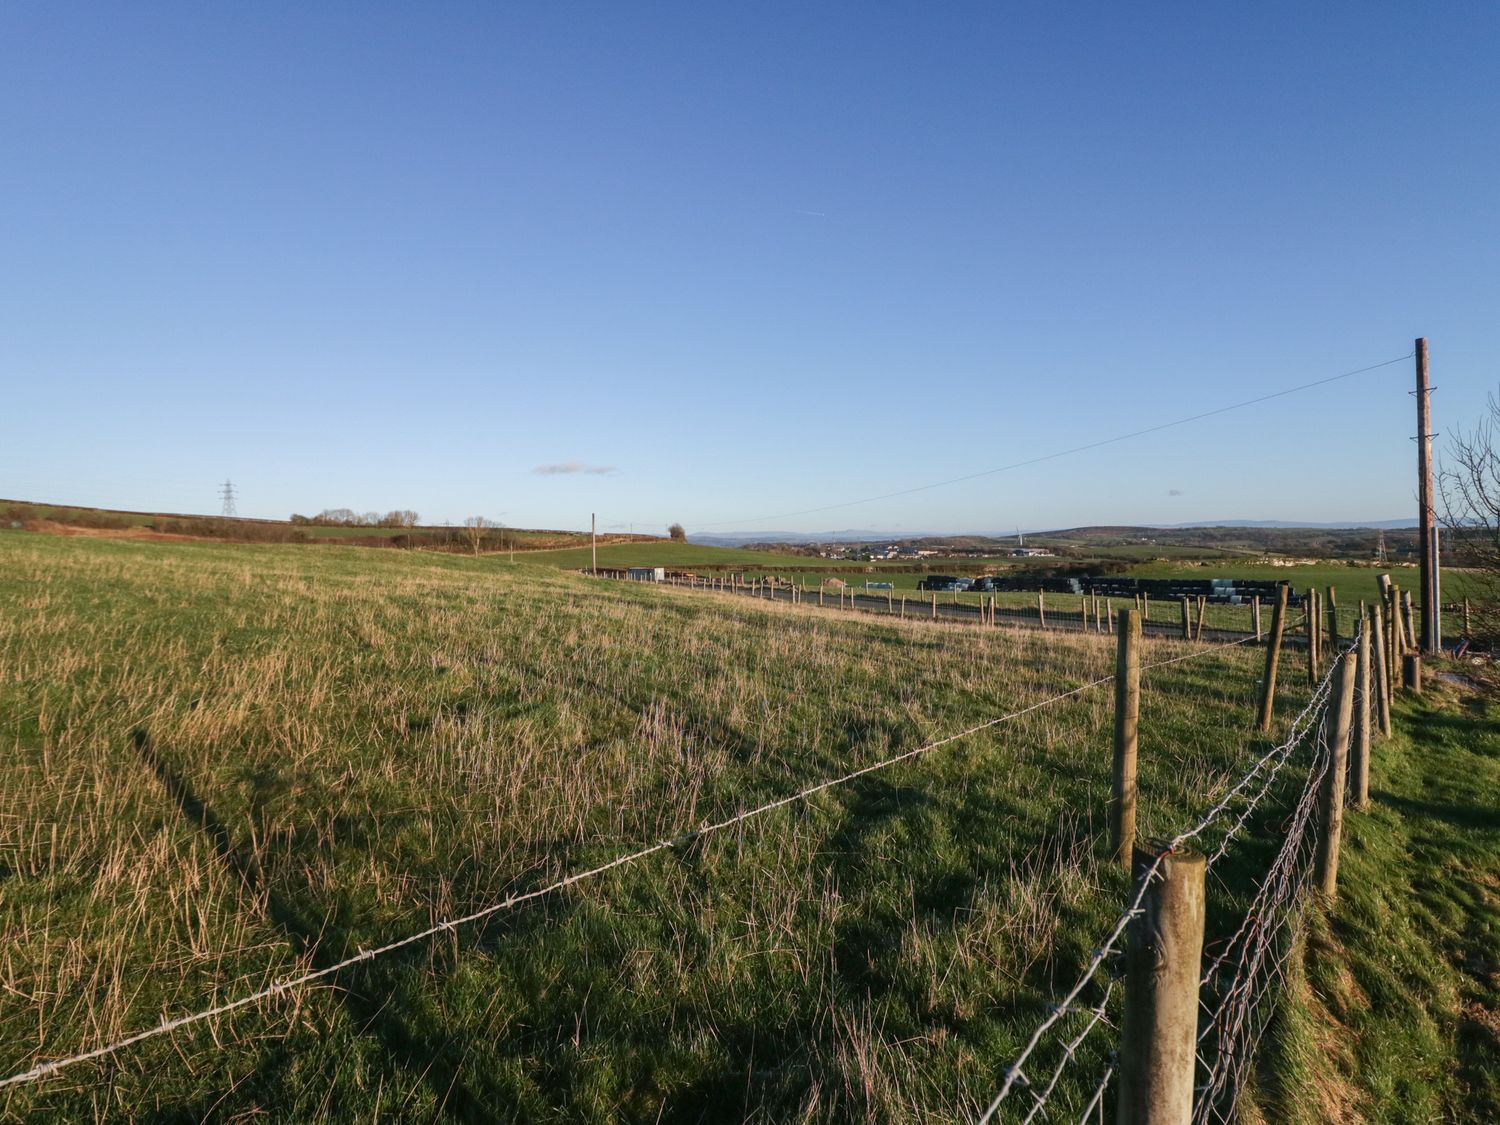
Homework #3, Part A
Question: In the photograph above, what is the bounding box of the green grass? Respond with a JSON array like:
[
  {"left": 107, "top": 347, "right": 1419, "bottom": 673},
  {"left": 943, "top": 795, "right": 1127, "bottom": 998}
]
[
  {"left": 1255, "top": 672, "right": 1500, "bottom": 1122},
  {"left": 1, "top": 528, "right": 1483, "bottom": 1121}
]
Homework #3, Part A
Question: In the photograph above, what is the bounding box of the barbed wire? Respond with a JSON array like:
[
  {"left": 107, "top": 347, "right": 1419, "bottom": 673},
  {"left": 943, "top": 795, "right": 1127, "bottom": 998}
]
[
  {"left": 2, "top": 667, "right": 1140, "bottom": 1091},
  {"left": 1193, "top": 638, "right": 1362, "bottom": 1120},
  {"left": 0, "top": 623, "right": 1268, "bottom": 1096},
  {"left": 1076, "top": 1063, "right": 1113, "bottom": 1124},
  {"left": 1019, "top": 983, "right": 1115, "bottom": 1125},
  {"left": 977, "top": 647, "right": 1349, "bottom": 1122}
]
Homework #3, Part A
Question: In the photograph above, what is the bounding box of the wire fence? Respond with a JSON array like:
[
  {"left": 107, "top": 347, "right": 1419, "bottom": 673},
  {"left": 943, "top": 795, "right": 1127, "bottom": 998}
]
[
  {"left": 978, "top": 641, "right": 1355, "bottom": 1123},
  {"left": 1, "top": 612, "right": 1331, "bottom": 1122}
]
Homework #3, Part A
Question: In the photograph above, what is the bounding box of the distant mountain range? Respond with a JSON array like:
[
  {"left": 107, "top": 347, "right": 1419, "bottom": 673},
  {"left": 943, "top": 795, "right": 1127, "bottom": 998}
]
[{"left": 692, "top": 519, "right": 1418, "bottom": 547}]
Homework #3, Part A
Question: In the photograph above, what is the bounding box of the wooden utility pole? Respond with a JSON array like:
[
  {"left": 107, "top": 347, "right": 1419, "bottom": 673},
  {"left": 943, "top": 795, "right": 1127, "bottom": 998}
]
[
  {"left": 591, "top": 512, "right": 597, "bottom": 575},
  {"left": 1314, "top": 653, "right": 1358, "bottom": 899},
  {"left": 1415, "top": 338, "right": 1440, "bottom": 654},
  {"left": 1111, "top": 610, "right": 1142, "bottom": 866},
  {"left": 1119, "top": 845, "right": 1206, "bottom": 1125},
  {"left": 1257, "top": 586, "right": 1289, "bottom": 732}
]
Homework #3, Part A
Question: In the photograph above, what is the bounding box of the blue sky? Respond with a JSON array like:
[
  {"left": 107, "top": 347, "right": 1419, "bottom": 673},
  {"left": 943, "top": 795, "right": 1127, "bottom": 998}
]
[{"left": 3, "top": 3, "right": 1497, "bottom": 535}]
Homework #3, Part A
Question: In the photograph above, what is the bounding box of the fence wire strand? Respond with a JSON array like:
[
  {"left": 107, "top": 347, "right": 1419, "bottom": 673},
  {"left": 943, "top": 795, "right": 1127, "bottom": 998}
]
[
  {"left": 978, "top": 647, "right": 1348, "bottom": 1123},
  {"left": 0, "top": 624, "right": 1266, "bottom": 1097}
]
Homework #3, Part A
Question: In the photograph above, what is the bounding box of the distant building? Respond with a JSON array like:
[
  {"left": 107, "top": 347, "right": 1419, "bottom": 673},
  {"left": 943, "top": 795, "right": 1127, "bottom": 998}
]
[
  {"left": 1012, "top": 548, "right": 1054, "bottom": 558},
  {"left": 627, "top": 567, "right": 665, "bottom": 582}
]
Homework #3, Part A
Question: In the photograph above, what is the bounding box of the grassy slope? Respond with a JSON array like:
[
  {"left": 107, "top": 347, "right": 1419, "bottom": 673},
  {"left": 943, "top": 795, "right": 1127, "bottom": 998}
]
[
  {"left": 5, "top": 534, "right": 1488, "bottom": 1122},
  {"left": 0, "top": 528, "right": 1328, "bottom": 1122},
  {"left": 1260, "top": 673, "right": 1500, "bottom": 1122}
]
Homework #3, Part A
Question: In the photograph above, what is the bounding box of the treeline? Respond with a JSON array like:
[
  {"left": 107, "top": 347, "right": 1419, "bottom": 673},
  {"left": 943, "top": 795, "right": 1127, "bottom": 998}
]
[{"left": 290, "top": 509, "right": 421, "bottom": 528}]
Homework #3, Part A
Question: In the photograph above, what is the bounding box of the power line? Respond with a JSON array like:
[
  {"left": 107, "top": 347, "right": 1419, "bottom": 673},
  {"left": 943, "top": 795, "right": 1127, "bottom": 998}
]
[{"left": 690, "top": 353, "right": 1413, "bottom": 529}]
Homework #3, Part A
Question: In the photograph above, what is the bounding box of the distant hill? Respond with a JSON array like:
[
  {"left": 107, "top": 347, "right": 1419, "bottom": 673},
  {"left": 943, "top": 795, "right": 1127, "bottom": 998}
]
[{"left": 694, "top": 520, "right": 1417, "bottom": 547}]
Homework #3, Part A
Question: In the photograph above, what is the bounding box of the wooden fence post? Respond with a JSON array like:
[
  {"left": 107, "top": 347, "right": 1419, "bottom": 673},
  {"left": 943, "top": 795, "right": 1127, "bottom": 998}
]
[
  {"left": 1306, "top": 589, "right": 1319, "bottom": 685},
  {"left": 1252, "top": 596, "right": 1262, "bottom": 642},
  {"left": 1194, "top": 596, "right": 1207, "bottom": 642},
  {"left": 1389, "top": 586, "right": 1400, "bottom": 650},
  {"left": 1326, "top": 586, "right": 1340, "bottom": 653},
  {"left": 1143, "top": 592, "right": 1150, "bottom": 620},
  {"left": 1314, "top": 652, "right": 1358, "bottom": 900},
  {"left": 1370, "top": 603, "right": 1391, "bottom": 736},
  {"left": 1179, "top": 597, "right": 1191, "bottom": 640},
  {"left": 1082, "top": 593, "right": 1089, "bottom": 632},
  {"left": 1119, "top": 845, "right": 1206, "bottom": 1125},
  {"left": 1352, "top": 616, "right": 1372, "bottom": 809},
  {"left": 931, "top": 593, "right": 937, "bottom": 621},
  {"left": 900, "top": 595, "right": 906, "bottom": 619},
  {"left": 1112, "top": 609, "right": 1142, "bottom": 865},
  {"left": 1256, "top": 586, "right": 1289, "bottom": 732},
  {"left": 1463, "top": 597, "right": 1471, "bottom": 635},
  {"left": 1038, "top": 592, "right": 1046, "bottom": 629},
  {"left": 1402, "top": 653, "right": 1423, "bottom": 694},
  {"left": 1403, "top": 590, "right": 1418, "bottom": 650}
]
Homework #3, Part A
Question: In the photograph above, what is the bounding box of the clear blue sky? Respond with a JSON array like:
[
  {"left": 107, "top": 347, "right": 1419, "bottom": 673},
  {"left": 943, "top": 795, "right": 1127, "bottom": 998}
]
[{"left": 3, "top": 3, "right": 1497, "bottom": 535}]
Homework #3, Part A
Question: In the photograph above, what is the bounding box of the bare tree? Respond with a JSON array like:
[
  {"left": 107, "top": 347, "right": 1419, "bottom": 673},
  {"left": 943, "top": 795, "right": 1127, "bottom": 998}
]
[
  {"left": 1439, "top": 389, "right": 1500, "bottom": 643},
  {"left": 463, "top": 516, "right": 497, "bottom": 556},
  {"left": 668, "top": 523, "right": 686, "bottom": 542}
]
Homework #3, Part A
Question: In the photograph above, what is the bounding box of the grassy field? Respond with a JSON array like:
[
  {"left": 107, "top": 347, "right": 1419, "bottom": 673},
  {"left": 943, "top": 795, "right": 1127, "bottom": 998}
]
[
  {"left": 4, "top": 529, "right": 1489, "bottom": 1121},
  {"left": 1259, "top": 674, "right": 1500, "bottom": 1121},
  {"left": 513, "top": 540, "right": 832, "bottom": 570}
]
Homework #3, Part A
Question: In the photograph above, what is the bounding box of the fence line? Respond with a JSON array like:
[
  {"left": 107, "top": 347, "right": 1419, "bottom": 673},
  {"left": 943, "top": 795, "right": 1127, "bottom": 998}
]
[
  {"left": 977, "top": 647, "right": 1350, "bottom": 1122},
  {"left": 13, "top": 644, "right": 1270, "bottom": 1092},
  {"left": 1193, "top": 689, "right": 1341, "bottom": 1120},
  {"left": 0, "top": 625, "right": 1270, "bottom": 1097}
]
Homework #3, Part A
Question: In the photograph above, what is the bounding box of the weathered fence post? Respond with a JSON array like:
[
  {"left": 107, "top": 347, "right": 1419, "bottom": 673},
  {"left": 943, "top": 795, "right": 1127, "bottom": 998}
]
[
  {"left": 1256, "top": 586, "right": 1289, "bottom": 732},
  {"left": 1252, "top": 595, "right": 1262, "bottom": 642},
  {"left": 1386, "top": 585, "right": 1398, "bottom": 657},
  {"left": 1143, "top": 592, "right": 1150, "bottom": 620},
  {"left": 900, "top": 595, "right": 906, "bottom": 619},
  {"left": 1179, "top": 596, "right": 1191, "bottom": 640},
  {"left": 1306, "top": 589, "right": 1320, "bottom": 685},
  {"left": 1119, "top": 844, "right": 1206, "bottom": 1125},
  {"left": 1194, "top": 596, "right": 1207, "bottom": 642},
  {"left": 931, "top": 592, "right": 937, "bottom": 621},
  {"left": 1463, "top": 597, "right": 1472, "bottom": 636},
  {"left": 1402, "top": 590, "right": 1418, "bottom": 651},
  {"left": 1112, "top": 609, "right": 1142, "bottom": 865},
  {"left": 1352, "top": 615, "right": 1372, "bottom": 808},
  {"left": 1326, "top": 586, "right": 1340, "bottom": 652},
  {"left": 1370, "top": 603, "right": 1391, "bottom": 736},
  {"left": 1082, "top": 593, "right": 1089, "bottom": 632},
  {"left": 1314, "top": 652, "right": 1358, "bottom": 900},
  {"left": 1402, "top": 653, "right": 1423, "bottom": 694}
]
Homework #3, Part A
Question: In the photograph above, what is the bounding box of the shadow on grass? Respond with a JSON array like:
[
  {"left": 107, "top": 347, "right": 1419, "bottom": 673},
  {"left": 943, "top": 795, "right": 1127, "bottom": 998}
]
[{"left": 130, "top": 728, "right": 491, "bottom": 1125}]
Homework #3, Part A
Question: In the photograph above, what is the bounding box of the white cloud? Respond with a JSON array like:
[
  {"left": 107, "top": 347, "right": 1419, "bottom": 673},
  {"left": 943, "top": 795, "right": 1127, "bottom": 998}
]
[{"left": 533, "top": 461, "right": 618, "bottom": 476}]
